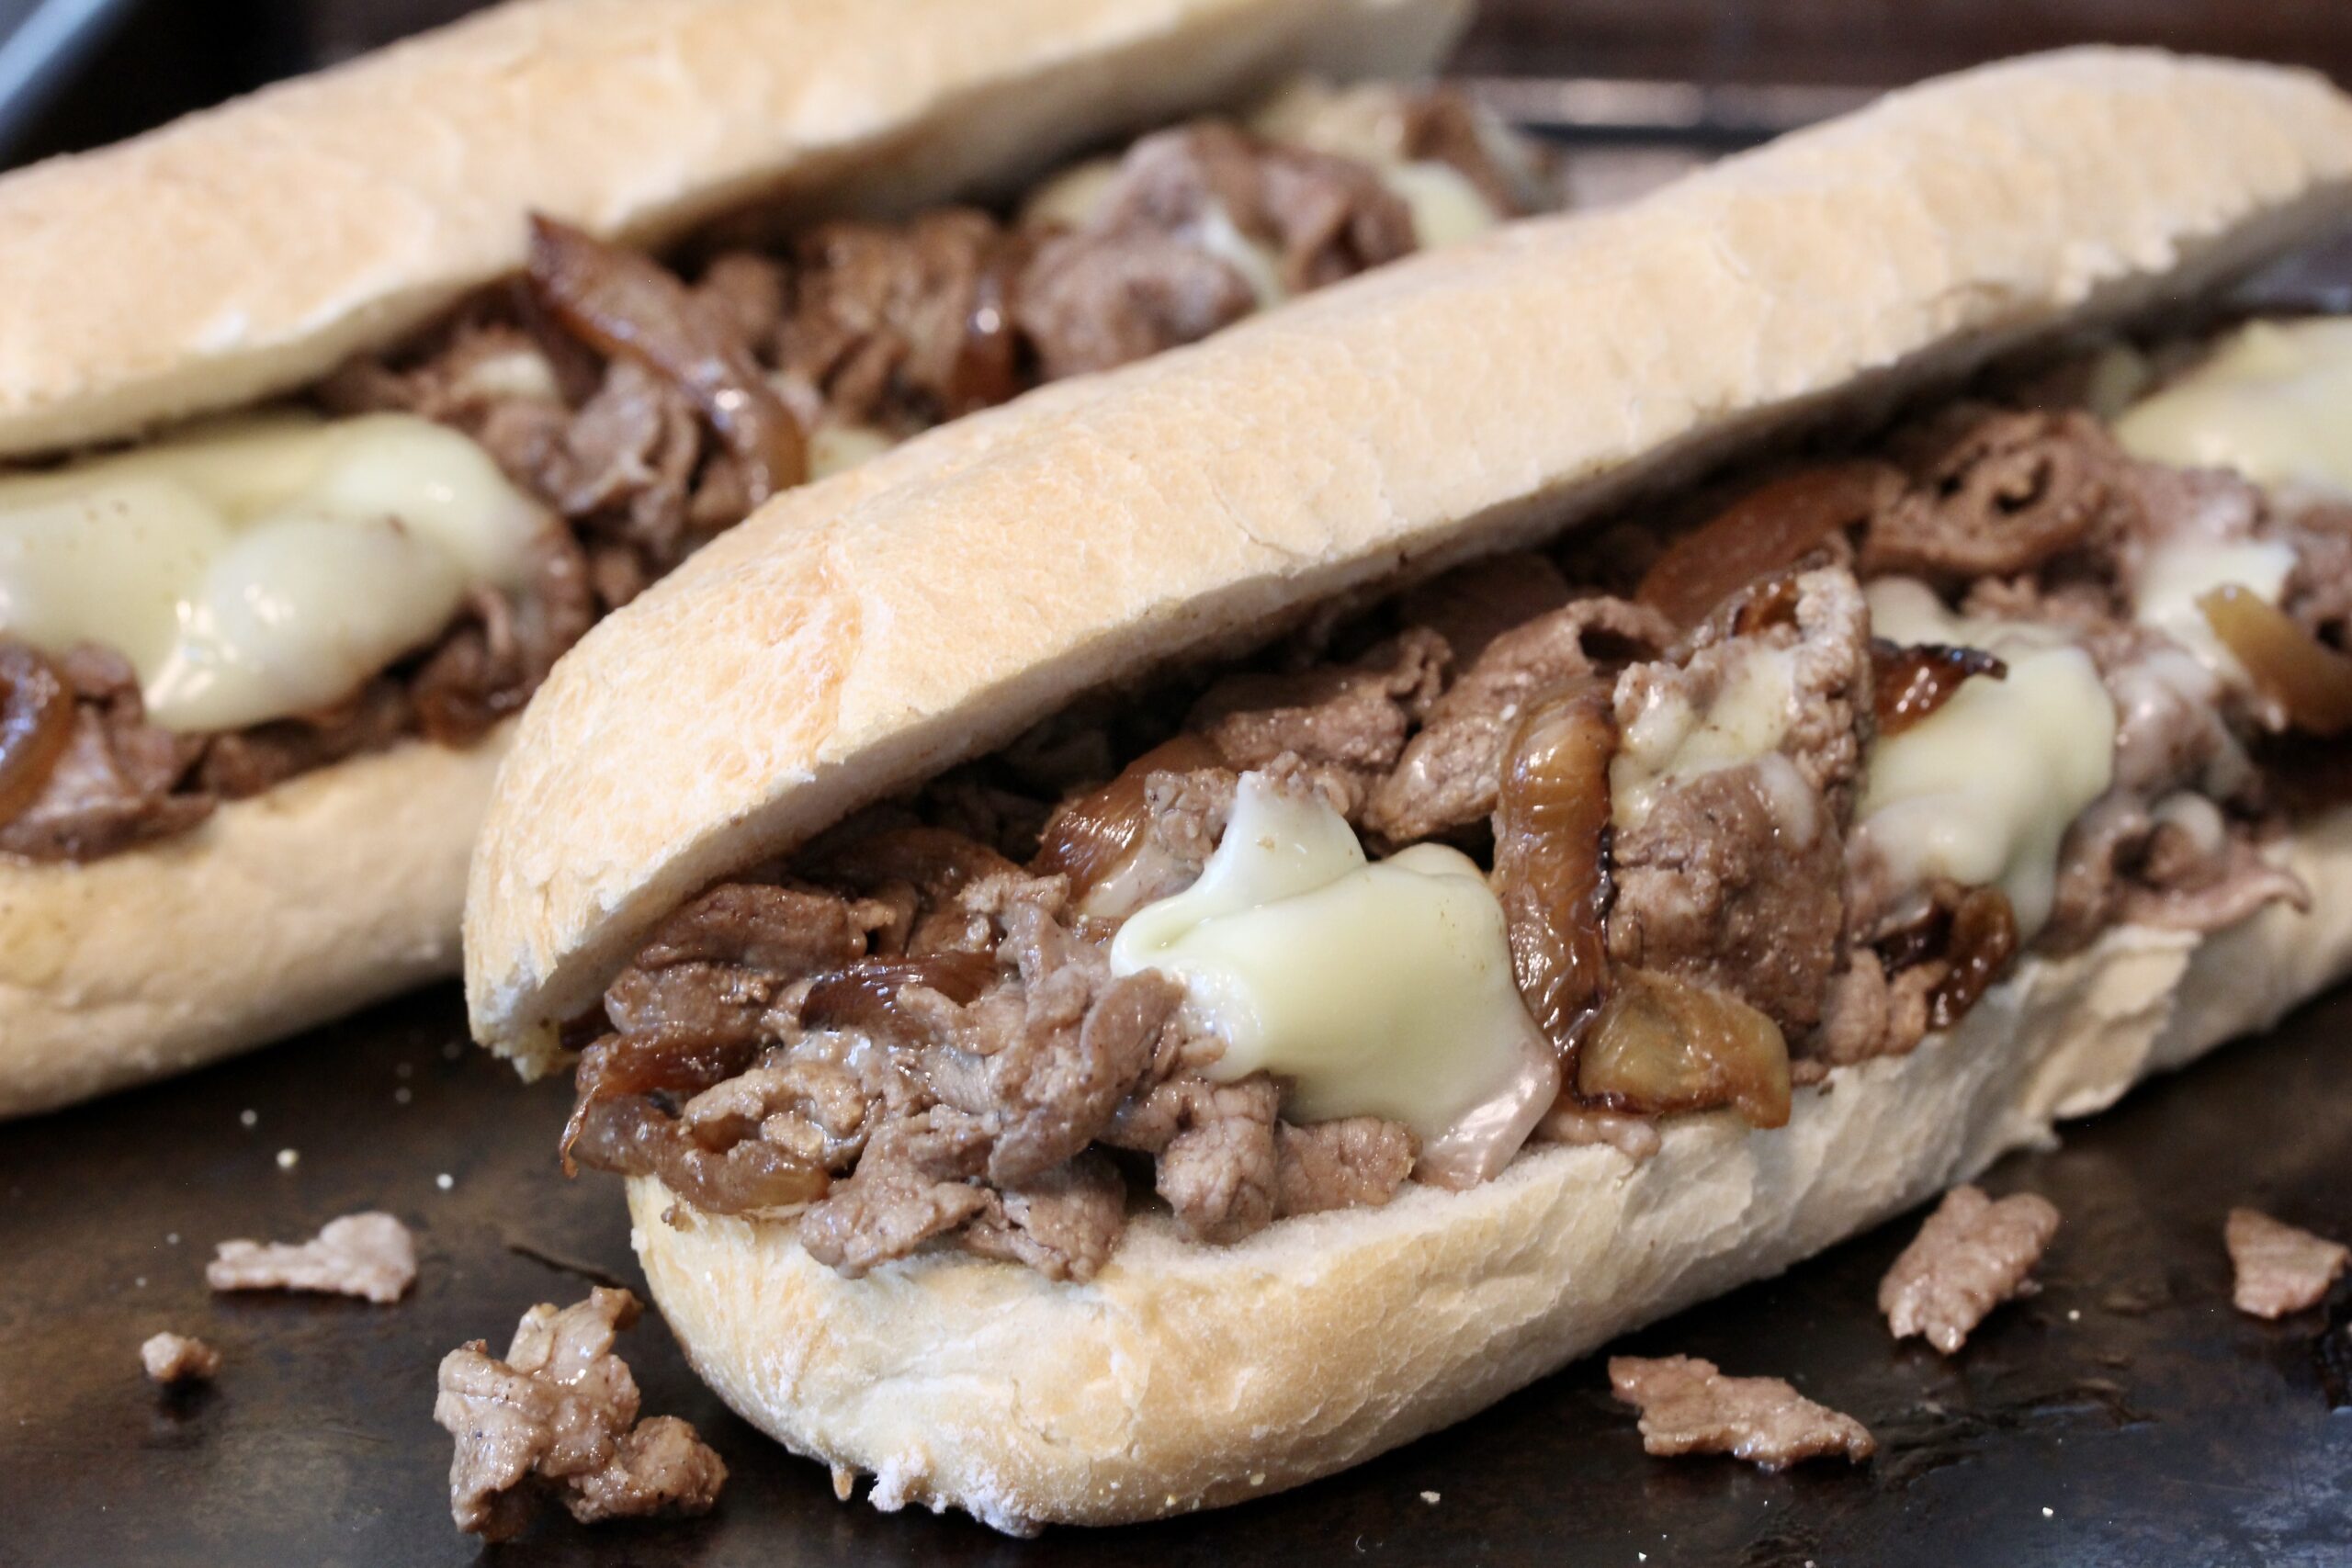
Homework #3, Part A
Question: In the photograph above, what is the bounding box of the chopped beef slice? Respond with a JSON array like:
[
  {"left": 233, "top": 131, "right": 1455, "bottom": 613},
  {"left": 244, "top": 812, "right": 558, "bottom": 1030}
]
[
  {"left": 0, "top": 642, "right": 209, "bottom": 861},
  {"left": 775, "top": 210, "right": 1022, "bottom": 430},
  {"left": 1396, "top": 86, "right": 1556, "bottom": 217},
  {"left": 600, "top": 883, "right": 890, "bottom": 1046},
  {"left": 1092, "top": 121, "right": 1417, "bottom": 293},
  {"left": 1144, "top": 1075, "right": 1283, "bottom": 1244},
  {"left": 435, "top": 1288, "right": 725, "bottom": 1541},
  {"left": 1368, "top": 594, "right": 1670, "bottom": 842},
  {"left": 1014, "top": 226, "right": 1258, "bottom": 380},
  {"left": 949, "top": 894, "right": 1178, "bottom": 1184},
  {"left": 962, "top": 1150, "right": 1128, "bottom": 1281},
  {"left": 1274, "top": 1117, "right": 1417, "bottom": 1215},
  {"left": 1536, "top": 1102, "right": 1664, "bottom": 1163},
  {"left": 1608, "top": 1355, "right": 1875, "bottom": 1469},
  {"left": 1878, "top": 1185, "right": 2060, "bottom": 1353},
  {"left": 2225, "top": 1207, "right": 2348, "bottom": 1319},
  {"left": 1604, "top": 570, "right": 1871, "bottom": 1031},
  {"left": 408, "top": 529, "right": 597, "bottom": 744},
  {"left": 1860, "top": 405, "right": 2132, "bottom": 584},
  {"left": 1013, "top": 120, "right": 1415, "bottom": 380},
  {"left": 1192, "top": 628, "right": 1449, "bottom": 814},
  {"left": 141, "top": 1332, "right": 221, "bottom": 1386},
  {"left": 796, "top": 1107, "right": 994, "bottom": 1277},
  {"left": 194, "top": 678, "right": 413, "bottom": 798},
  {"left": 207, "top": 1212, "right": 417, "bottom": 1303}
]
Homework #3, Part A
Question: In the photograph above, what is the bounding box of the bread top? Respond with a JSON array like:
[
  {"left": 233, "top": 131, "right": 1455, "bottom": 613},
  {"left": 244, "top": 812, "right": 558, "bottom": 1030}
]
[
  {"left": 466, "top": 47, "right": 2352, "bottom": 1070},
  {"left": 0, "top": 0, "right": 1464, "bottom": 459}
]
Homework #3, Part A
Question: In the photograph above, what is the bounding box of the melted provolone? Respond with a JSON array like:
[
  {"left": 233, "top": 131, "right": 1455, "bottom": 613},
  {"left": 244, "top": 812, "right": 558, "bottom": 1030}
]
[
  {"left": 1110, "top": 773, "right": 1551, "bottom": 1150},
  {"left": 2113, "top": 317, "right": 2352, "bottom": 498},
  {"left": 0, "top": 412, "right": 546, "bottom": 731},
  {"left": 2132, "top": 535, "right": 2299, "bottom": 682},
  {"left": 1610, "top": 648, "right": 1798, "bottom": 833},
  {"left": 1857, "top": 580, "right": 2118, "bottom": 937}
]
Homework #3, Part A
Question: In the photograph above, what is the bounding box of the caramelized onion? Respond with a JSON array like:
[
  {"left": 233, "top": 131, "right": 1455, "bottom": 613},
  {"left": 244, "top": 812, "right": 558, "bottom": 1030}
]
[
  {"left": 1575, "top": 968, "right": 1792, "bottom": 1129},
  {"left": 0, "top": 643, "right": 72, "bottom": 825},
  {"left": 945, "top": 251, "right": 1024, "bottom": 413},
  {"left": 569, "top": 1094, "right": 829, "bottom": 1213},
  {"left": 801, "top": 952, "right": 998, "bottom": 1032},
  {"left": 1635, "top": 462, "right": 1897, "bottom": 626},
  {"left": 1871, "top": 638, "right": 2007, "bottom": 738},
  {"left": 2200, "top": 585, "right": 2352, "bottom": 737},
  {"left": 528, "top": 215, "right": 808, "bottom": 500},
  {"left": 1031, "top": 733, "right": 1223, "bottom": 897},
  {"left": 560, "top": 1024, "right": 763, "bottom": 1171},
  {"left": 1493, "top": 678, "right": 1618, "bottom": 1061},
  {"left": 1927, "top": 886, "right": 2018, "bottom": 1031}
]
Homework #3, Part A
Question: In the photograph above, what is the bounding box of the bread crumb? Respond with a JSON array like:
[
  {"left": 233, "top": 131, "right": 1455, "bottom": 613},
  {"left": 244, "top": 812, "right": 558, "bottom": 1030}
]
[
  {"left": 275, "top": 1148, "right": 300, "bottom": 1171},
  {"left": 436, "top": 1173, "right": 454, "bottom": 1190},
  {"left": 1419, "top": 1490, "right": 1441, "bottom": 1505},
  {"left": 141, "top": 1332, "right": 220, "bottom": 1385},
  {"left": 2041, "top": 1506, "right": 2054, "bottom": 1517},
  {"left": 238, "top": 1109, "right": 257, "bottom": 1128}
]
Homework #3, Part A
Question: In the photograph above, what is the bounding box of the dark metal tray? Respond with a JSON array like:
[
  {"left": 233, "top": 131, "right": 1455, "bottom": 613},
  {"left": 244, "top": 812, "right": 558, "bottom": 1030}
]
[{"left": 3, "top": 978, "right": 2347, "bottom": 1565}]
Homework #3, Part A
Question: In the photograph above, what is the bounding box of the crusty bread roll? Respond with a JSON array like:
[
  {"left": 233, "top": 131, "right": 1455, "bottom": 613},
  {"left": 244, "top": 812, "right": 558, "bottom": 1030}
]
[
  {"left": 458, "top": 47, "right": 2352, "bottom": 1530},
  {"left": 468, "top": 47, "right": 2352, "bottom": 1059},
  {"left": 0, "top": 0, "right": 1466, "bottom": 1117},
  {"left": 628, "top": 810, "right": 2352, "bottom": 1530}
]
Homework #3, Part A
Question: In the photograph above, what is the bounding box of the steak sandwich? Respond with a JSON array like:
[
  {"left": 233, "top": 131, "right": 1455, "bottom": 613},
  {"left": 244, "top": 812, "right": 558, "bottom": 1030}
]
[
  {"left": 0, "top": 0, "right": 1573, "bottom": 1114},
  {"left": 464, "top": 50, "right": 2352, "bottom": 1532}
]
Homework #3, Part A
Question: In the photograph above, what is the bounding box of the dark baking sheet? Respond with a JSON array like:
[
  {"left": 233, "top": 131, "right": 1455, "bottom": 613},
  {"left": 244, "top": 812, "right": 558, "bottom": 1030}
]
[{"left": 3, "top": 977, "right": 2348, "bottom": 1566}]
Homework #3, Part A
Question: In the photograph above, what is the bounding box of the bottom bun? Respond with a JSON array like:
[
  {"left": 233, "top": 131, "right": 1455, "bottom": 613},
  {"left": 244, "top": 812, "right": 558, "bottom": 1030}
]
[
  {"left": 628, "top": 807, "right": 2352, "bottom": 1533},
  {"left": 0, "top": 729, "right": 507, "bottom": 1117}
]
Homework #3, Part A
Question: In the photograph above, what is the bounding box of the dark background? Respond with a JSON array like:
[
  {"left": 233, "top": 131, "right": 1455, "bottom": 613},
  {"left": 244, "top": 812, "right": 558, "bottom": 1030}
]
[{"left": 1, "top": 3, "right": 2349, "bottom": 1564}]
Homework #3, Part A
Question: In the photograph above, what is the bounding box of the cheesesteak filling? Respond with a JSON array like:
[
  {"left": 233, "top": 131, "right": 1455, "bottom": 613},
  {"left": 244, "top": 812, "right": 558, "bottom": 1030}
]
[
  {"left": 565, "top": 315, "right": 2352, "bottom": 1282},
  {"left": 0, "top": 84, "right": 1550, "bottom": 862}
]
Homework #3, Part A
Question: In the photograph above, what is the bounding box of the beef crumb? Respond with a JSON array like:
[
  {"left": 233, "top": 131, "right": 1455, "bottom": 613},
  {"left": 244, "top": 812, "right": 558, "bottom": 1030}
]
[
  {"left": 1607, "top": 1355, "right": 1874, "bottom": 1469},
  {"left": 2226, "top": 1207, "right": 2348, "bottom": 1319},
  {"left": 206, "top": 1212, "right": 418, "bottom": 1303},
  {"left": 141, "top": 1332, "right": 221, "bottom": 1385},
  {"left": 1877, "top": 1185, "right": 2060, "bottom": 1353},
  {"left": 434, "top": 1287, "right": 726, "bottom": 1541}
]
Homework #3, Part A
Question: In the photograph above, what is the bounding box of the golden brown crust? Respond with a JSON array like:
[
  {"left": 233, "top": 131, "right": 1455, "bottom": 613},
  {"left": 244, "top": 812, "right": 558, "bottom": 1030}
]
[
  {"left": 0, "top": 0, "right": 1467, "bottom": 459},
  {"left": 0, "top": 730, "right": 506, "bottom": 1117},
  {"left": 628, "top": 811, "right": 2352, "bottom": 1531},
  {"left": 467, "top": 48, "right": 2352, "bottom": 1070}
]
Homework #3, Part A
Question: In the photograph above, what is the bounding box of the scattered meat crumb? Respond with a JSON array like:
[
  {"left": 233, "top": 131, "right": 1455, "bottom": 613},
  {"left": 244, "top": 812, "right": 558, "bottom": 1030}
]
[
  {"left": 435, "top": 1287, "right": 726, "bottom": 1540},
  {"left": 2226, "top": 1207, "right": 2348, "bottom": 1319},
  {"left": 831, "top": 1464, "right": 856, "bottom": 1502},
  {"left": 141, "top": 1332, "right": 220, "bottom": 1385},
  {"left": 1878, "top": 1185, "right": 2060, "bottom": 1353},
  {"left": 1608, "top": 1355, "right": 1874, "bottom": 1469},
  {"left": 206, "top": 1212, "right": 417, "bottom": 1303}
]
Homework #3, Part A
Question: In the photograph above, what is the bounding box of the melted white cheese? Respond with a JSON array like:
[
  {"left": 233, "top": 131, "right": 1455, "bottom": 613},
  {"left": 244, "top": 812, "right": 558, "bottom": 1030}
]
[
  {"left": 0, "top": 412, "right": 546, "bottom": 731},
  {"left": 1020, "top": 156, "right": 1123, "bottom": 231},
  {"left": 1857, "top": 580, "right": 2118, "bottom": 937},
  {"left": 2132, "top": 535, "right": 2299, "bottom": 682},
  {"left": 2113, "top": 317, "right": 2352, "bottom": 498},
  {"left": 1610, "top": 647, "right": 1799, "bottom": 833},
  {"left": 1110, "top": 773, "right": 1550, "bottom": 1143}
]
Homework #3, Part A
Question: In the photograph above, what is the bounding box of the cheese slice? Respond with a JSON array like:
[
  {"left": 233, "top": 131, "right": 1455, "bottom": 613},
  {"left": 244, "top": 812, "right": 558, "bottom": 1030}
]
[
  {"left": 0, "top": 412, "right": 546, "bottom": 732},
  {"left": 1111, "top": 773, "right": 1549, "bottom": 1145},
  {"left": 2114, "top": 317, "right": 2352, "bottom": 498},
  {"left": 1857, "top": 580, "right": 2119, "bottom": 938}
]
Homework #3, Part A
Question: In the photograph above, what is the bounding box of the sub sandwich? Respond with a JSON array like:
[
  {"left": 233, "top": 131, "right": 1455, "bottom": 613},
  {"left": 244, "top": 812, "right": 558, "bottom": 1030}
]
[
  {"left": 464, "top": 47, "right": 2352, "bottom": 1532},
  {"left": 0, "top": 0, "right": 1585, "bottom": 1115}
]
